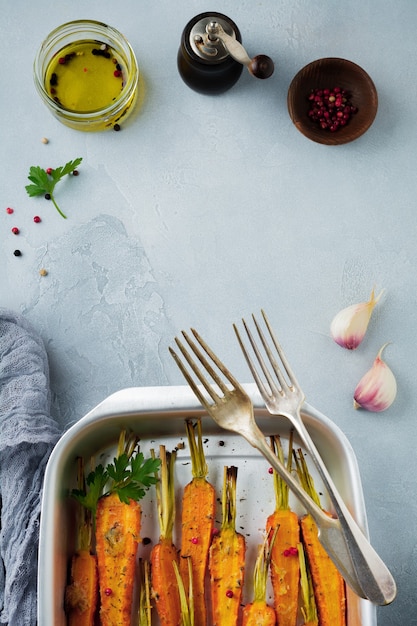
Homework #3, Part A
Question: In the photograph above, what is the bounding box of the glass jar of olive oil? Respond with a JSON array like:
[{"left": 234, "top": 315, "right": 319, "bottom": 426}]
[{"left": 34, "top": 20, "right": 139, "bottom": 131}]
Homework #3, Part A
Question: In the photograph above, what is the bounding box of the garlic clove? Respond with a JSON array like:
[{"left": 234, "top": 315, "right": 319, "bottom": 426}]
[
  {"left": 330, "top": 288, "right": 384, "bottom": 350},
  {"left": 353, "top": 344, "right": 397, "bottom": 412}
]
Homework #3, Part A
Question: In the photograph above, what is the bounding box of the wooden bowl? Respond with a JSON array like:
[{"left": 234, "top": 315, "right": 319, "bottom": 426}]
[{"left": 287, "top": 58, "right": 378, "bottom": 145}]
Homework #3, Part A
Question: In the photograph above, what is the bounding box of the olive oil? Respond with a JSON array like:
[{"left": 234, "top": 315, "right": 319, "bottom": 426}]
[{"left": 45, "top": 40, "right": 125, "bottom": 113}]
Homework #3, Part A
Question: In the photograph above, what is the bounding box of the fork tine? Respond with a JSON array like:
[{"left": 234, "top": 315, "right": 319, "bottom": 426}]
[
  {"left": 179, "top": 330, "right": 228, "bottom": 395},
  {"left": 169, "top": 343, "right": 212, "bottom": 411},
  {"left": 190, "top": 328, "right": 243, "bottom": 391},
  {"left": 260, "top": 309, "right": 300, "bottom": 388},
  {"left": 251, "top": 313, "right": 289, "bottom": 390},
  {"left": 170, "top": 328, "right": 243, "bottom": 409},
  {"left": 233, "top": 321, "right": 276, "bottom": 397}
]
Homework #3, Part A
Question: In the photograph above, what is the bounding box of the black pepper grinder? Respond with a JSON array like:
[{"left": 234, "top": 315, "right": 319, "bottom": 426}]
[{"left": 177, "top": 12, "right": 274, "bottom": 95}]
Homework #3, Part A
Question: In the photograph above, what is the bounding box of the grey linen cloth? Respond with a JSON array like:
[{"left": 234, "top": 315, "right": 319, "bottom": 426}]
[{"left": 0, "top": 310, "right": 61, "bottom": 625}]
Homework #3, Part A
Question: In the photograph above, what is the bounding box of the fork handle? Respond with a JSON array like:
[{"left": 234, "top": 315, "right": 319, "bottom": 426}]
[{"left": 292, "top": 409, "right": 397, "bottom": 605}]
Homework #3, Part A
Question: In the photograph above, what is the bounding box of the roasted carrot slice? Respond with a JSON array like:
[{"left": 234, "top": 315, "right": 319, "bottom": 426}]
[
  {"left": 180, "top": 418, "right": 216, "bottom": 626},
  {"left": 294, "top": 449, "right": 346, "bottom": 626},
  {"left": 209, "top": 465, "right": 246, "bottom": 626},
  {"left": 266, "top": 435, "right": 300, "bottom": 626},
  {"left": 151, "top": 445, "right": 182, "bottom": 626},
  {"left": 65, "top": 457, "right": 98, "bottom": 626},
  {"left": 96, "top": 491, "right": 141, "bottom": 625},
  {"left": 242, "top": 528, "right": 278, "bottom": 626}
]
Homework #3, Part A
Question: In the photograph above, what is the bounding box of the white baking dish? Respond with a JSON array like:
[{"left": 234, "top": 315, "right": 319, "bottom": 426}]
[{"left": 38, "top": 384, "right": 377, "bottom": 625}]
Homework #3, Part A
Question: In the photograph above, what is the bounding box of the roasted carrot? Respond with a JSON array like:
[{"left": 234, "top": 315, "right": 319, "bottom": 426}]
[
  {"left": 297, "top": 542, "right": 318, "bottom": 626},
  {"left": 242, "top": 528, "right": 278, "bottom": 626},
  {"left": 209, "top": 465, "right": 246, "bottom": 626},
  {"left": 294, "top": 448, "right": 346, "bottom": 626},
  {"left": 95, "top": 432, "right": 159, "bottom": 626},
  {"left": 65, "top": 457, "right": 98, "bottom": 626},
  {"left": 151, "top": 445, "right": 182, "bottom": 626},
  {"left": 96, "top": 492, "right": 141, "bottom": 625},
  {"left": 180, "top": 418, "right": 216, "bottom": 626},
  {"left": 266, "top": 435, "right": 300, "bottom": 626}
]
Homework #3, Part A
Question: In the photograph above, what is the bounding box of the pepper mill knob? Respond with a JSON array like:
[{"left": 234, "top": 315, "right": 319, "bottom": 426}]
[{"left": 177, "top": 12, "right": 274, "bottom": 95}]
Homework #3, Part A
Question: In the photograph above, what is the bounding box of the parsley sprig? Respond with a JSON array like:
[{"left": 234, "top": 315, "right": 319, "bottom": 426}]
[
  {"left": 71, "top": 431, "right": 160, "bottom": 515},
  {"left": 25, "top": 157, "right": 82, "bottom": 219}
]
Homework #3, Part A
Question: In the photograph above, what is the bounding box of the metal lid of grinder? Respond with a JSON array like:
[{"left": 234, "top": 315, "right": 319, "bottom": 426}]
[
  {"left": 189, "top": 15, "right": 239, "bottom": 63},
  {"left": 177, "top": 12, "right": 274, "bottom": 94}
]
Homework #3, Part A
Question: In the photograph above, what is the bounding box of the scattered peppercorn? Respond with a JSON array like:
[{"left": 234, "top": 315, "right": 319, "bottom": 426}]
[
  {"left": 283, "top": 546, "right": 299, "bottom": 557},
  {"left": 225, "top": 590, "right": 234, "bottom": 598},
  {"left": 41, "top": 137, "right": 49, "bottom": 144},
  {"left": 104, "top": 588, "right": 112, "bottom": 596},
  {"left": 113, "top": 123, "right": 121, "bottom": 131},
  {"left": 142, "top": 537, "right": 152, "bottom": 545},
  {"left": 45, "top": 193, "right": 51, "bottom": 200},
  {"left": 114, "top": 69, "right": 122, "bottom": 77},
  {"left": 13, "top": 250, "right": 21, "bottom": 256},
  {"left": 39, "top": 268, "right": 48, "bottom": 276},
  {"left": 72, "top": 170, "right": 79, "bottom": 176},
  {"left": 33, "top": 216, "right": 41, "bottom": 223},
  {"left": 6, "top": 207, "right": 14, "bottom": 214},
  {"left": 191, "top": 537, "right": 199, "bottom": 544},
  {"left": 11, "top": 227, "right": 19, "bottom": 235},
  {"left": 268, "top": 467, "right": 273, "bottom": 474},
  {"left": 46, "top": 167, "right": 53, "bottom": 175}
]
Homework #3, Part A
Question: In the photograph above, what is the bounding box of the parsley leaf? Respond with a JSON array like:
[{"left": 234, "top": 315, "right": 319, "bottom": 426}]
[
  {"left": 71, "top": 463, "right": 108, "bottom": 514},
  {"left": 25, "top": 157, "right": 82, "bottom": 219},
  {"left": 70, "top": 445, "right": 161, "bottom": 512},
  {"left": 105, "top": 451, "right": 160, "bottom": 503}
]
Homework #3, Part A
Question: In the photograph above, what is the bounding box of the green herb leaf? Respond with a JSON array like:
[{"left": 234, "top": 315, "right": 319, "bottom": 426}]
[
  {"left": 25, "top": 157, "right": 82, "bottom": 219},
  {"left": 71, "top": 464, "right": 108, "bottom": 514},
  {"left": 106, "top": 453, "right": 131, "bottom": 485},
  {"left": 70, "top": 444, "right": 161, "bottom": 513},
  {"left": 131, "top": 454, "right": 161, "bottom": 487}
]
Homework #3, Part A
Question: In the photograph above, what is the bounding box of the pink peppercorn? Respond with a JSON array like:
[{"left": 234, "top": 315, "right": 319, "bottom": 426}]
[
  {"left": 11, "top": 227, "right": 19, "bottom": 235},
  {"left": 6, "top": 207, "right": 14, "bottom": 214},
  {"left": 191, "top": 537, "right": 199, "bottom": 544},
  {"left": 307, "top": 86, "right": 357, "bottom": 132},
  {"left": 46, "top": 167, "right": 53, "bottom": 175},
  {"left": 104, "top": 588, "right": 112, "bottom": 596},
  {"left": 114, "top": 69, "right": 122, "bottom": 77},
  {"left": 33, "top": 216, "right": 41, "bottom": 223},
  {"left": 268, "top": 467, "right": 273, "bottom": 474},
  {"left": 226, "top": 590, "right": 234, "bottom": 598},
  {"left": 283, "top": 546, "right": 298, "bottom": 557}
]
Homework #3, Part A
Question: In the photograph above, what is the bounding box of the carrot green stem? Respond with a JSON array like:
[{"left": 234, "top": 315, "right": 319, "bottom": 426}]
[{"left": 186, "top": 419, "right": 208, "bottom": 479}]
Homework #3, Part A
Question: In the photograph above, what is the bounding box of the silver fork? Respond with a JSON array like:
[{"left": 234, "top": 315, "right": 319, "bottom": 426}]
[
  {"left": 234, "top": 310, "right": 396, "bottom": 606},
  {"left": 169, "top": 328, "right": 392, "bottom": 603}
]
